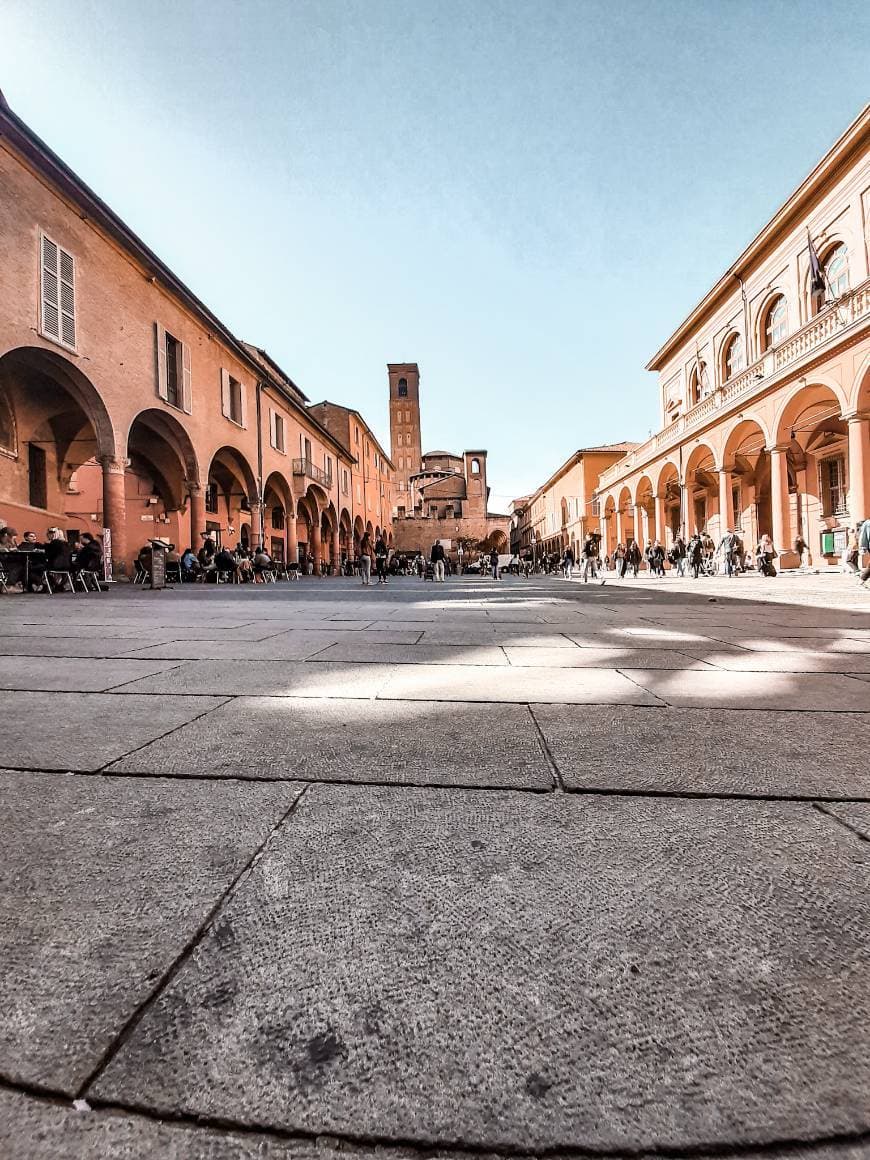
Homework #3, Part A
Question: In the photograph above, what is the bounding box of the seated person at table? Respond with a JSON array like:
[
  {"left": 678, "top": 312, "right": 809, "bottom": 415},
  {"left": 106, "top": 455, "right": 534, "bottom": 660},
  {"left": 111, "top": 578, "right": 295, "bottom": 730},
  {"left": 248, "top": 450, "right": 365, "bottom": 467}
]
[
  {"left": 19, "top": 531, "right": 39, "bottom": 550},
  {"left": 44, "top": 528, "right": 74, "bottom": 588},
  {"left": 75, "top": 532, "right": 103, "bottom": 574},
  {"left": 214, "top": 546, "right": 238, "bottom": 578},
  {"left": 165, "top": 543, "right": 181, "bottom": 566},
  {"left": 198, "top": 538, "right": 216, "bottom": 570},
  {"left": 252, "top": 545, "right": 272, "bottom": 578},
  {"left": 180, "top": 547, "right": 200, "bottom": 580}
]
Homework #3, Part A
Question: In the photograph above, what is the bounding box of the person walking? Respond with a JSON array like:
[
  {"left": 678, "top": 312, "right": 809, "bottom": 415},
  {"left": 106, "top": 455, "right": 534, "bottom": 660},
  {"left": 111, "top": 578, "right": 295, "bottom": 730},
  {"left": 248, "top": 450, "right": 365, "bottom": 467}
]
[
  {"left": 757, "top": 533, "right": 778, "bottom": 577},
  {"left": 717, "top": 529, "right": 737, "bottom": 578},
  {"left": 581, "top": 534, "right": 598, "bottom": 582},
  {"left": 489, "top": 546, "right": 500, "bottom": 579},
  {"left": 614, "top": 543, "right": 626, "bottom": 578},
  {"left": 431, "top": 540, "right": 446, "bottom": 582},
  {"left": 626, "top": 538, "right": 641, "bottom": 577},
  {"left": 857, "top": 517, "right": 870, "bottom": 587},
  {"left": 563, "top": 546, "right": 575, "bottom": 580},
  {"left": 648, "top": 539, "right": 665, "bottom": 576},
  {"left": 846, "top": 526, "right": 860, "bottom": 574},
  {"left": 794, "top": 534, "right": 808, "bottom": 572},
  {"left": 687, "top": 533, "right": 703, "bottom": 579},
  {"left": 670, "top": 535, "right": 686, "bottom": 576},
  {"left": 375, "top": 534, "right": 389, "bottom": 584},
  {"left": 359, "top": 531, "right": 373, "bottom": 586}
]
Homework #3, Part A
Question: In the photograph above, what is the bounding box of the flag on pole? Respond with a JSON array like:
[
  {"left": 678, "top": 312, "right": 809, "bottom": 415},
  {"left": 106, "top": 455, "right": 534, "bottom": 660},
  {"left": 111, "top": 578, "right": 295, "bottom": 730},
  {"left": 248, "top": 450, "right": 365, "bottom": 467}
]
[{"left": 807, "top": 229, "right": 826, "bottom": 297}]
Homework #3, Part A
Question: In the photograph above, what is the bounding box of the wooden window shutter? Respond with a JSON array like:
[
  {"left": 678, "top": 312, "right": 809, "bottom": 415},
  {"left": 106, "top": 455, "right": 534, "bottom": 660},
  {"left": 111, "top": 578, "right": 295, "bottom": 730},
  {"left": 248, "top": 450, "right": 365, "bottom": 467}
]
[
  {"left": 181, "top": 342, "right": 192, "bottom": 414},
  {"left": 269, "top": 408, "right": 277, "bottom": 449},
  {"left": 40, "top": 235, "right": 60, "bottom": 341},
  {"left": 239, "top": 381, "right": 248, "bottom": 429},
  {"left": 220, "top": 368, "right": 231, "bottom": 418},
  {"left": 155, "top": 323, "right": 168, "bottom": 400}
]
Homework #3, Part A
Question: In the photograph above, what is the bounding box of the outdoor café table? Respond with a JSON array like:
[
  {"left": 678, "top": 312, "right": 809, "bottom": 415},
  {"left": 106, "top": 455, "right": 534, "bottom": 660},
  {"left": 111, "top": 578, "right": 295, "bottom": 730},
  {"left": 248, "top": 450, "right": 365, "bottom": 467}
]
[{"left": 3, "top": 548, "right": 47, "bottom": 589}]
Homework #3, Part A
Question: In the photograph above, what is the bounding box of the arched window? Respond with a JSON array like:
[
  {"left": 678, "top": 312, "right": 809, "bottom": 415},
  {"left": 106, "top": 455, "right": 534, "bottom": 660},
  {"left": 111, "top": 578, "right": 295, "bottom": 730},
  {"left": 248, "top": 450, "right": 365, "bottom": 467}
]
[
  {"left": 723, "top": 334, "right": 744, "bottom": 382},
  {"left": 397, "top": 378, "right": 408, "bottom": 398},
  {"left": 824, "top": 244, "right": 848, "bottom": 298},
  {"left": 689, "top": 363, "right": 705, "bottom": 406},
  {"left": 471, "top": 458, "right": 480, "bottom": 474},
  {"left": 762, "top": 296, "right": 787, "bottom": 351}
]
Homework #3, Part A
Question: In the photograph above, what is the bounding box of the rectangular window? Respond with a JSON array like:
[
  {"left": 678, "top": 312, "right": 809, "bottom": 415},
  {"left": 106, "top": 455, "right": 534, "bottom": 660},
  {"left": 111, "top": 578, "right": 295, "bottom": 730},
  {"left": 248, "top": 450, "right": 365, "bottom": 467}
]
[
  {"left": 731, "top": 485, "right": 742, "bottom": 532},
  {"left": 221, "top": 369, "right": 244, "bottom": 426},
  {"left": 229, "top": 377, "right": 242, "bottom": 424},
  {"left": 820, "top": 455, "right": 848, "bottom": 517},
  {"left": 324, "top": 454, "right": 332, "bottom": 482},
  {"left": 205, "top": 482, "right": 218, "bottom": 513},
  {"left": 40, "top": 233, "right": 76, "bottom": 350},
  {"left": 28, "top": 443, "right": 47, "bottom": 509},
  {"left": 356, "top": 483, "right": 362, "bottom": 502},
  {"left": 165, "top": 333, "right": 181, "bottom": 408},
  {"left": 354, "top": 426, "right": 360, "bottom": 445},
  {"left": 342, "top": 469, "right": 349, "bottom": 495},
  {"left": 270, "top": 411, "right": 285, "bottom": 453}
]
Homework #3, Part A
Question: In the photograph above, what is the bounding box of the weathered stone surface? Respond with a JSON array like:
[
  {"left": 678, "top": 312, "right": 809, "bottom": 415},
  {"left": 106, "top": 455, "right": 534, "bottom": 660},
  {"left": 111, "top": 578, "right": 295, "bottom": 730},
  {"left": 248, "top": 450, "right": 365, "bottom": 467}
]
[
  {"left": 113, "top": 660, "right": 394, "bottom": 698},
  {"left": 91, "top": 786, "right": 870, "bottom": 1151},
  {"left": 823, "top": 802, "right": 870, "bottom": 840},
  {"left": 0, "top": 656, "right": 180, "bottom": 692},
  {"left": 621, "top": 668, "right": 870, "bottom": 711},
  {"left": 107, "top": 697, "right": 551, "bottom": 788},
  {"left": 310, "top": 642, "right": 510, "bottom": 666},
  {"left": 502, "top": 646, "right": 707, "bottom": 669},
  {"left": 379, "top": 664, "right": 659, "bottom": 704},
  {"left": 0, "top": 692, "right": 228, "bottom": 771},
  {"left": 0, "top": 771, "right": 300, "bottom": 1091},
  {"left": 533, "top": 705, "right": 870, "bottom": 797},
  {"left": 0, "top": 1089, "right": 329, "bottom": 1160}
]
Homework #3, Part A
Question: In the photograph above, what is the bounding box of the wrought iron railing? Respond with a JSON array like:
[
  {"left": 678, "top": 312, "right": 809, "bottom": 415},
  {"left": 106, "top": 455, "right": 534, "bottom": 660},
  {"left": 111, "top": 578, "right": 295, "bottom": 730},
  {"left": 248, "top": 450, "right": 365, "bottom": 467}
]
[{"left": 292, "top": 458, "right": 332, "bottom": 488}]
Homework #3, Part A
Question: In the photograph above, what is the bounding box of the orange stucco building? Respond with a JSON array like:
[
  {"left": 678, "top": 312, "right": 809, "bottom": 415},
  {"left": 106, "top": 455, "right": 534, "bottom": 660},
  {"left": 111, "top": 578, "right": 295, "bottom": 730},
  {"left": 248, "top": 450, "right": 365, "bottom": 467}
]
[
  {"left": 596, "top": 105, "right": 870, "bottom": 568},
  {"left": 0, "top": 93, "right": 391, "bottom": 576}
]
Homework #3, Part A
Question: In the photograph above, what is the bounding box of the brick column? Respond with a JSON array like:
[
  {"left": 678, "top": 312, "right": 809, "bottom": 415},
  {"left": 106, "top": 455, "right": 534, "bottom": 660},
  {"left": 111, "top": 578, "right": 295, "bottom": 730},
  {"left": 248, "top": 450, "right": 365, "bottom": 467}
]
[
  {"left": 100, "top": 455, "right": 128, "bottom": 577},
  {"left": 287, "top": 508, "right": 299, "bottom": 565},
  {"left": 249, "top": 502, "right": 263, "bottom": 548},
  {"left": 847, "top": 413, "right": 870, "bottom": 525},
  {"left": 718, "top": 468, "right": 732, "bottom": 537},
  {"left": 310, "top": 521, "right": 322, "bottom": 575},
  {"left": 331, "top": 524, "right": 340, "bottom": 574},
  {"left": 187, "top": 482, "right": 206, "bottom": 550},
  {"left": 769, "top": 445, "right": 791, "bottom": 553}
]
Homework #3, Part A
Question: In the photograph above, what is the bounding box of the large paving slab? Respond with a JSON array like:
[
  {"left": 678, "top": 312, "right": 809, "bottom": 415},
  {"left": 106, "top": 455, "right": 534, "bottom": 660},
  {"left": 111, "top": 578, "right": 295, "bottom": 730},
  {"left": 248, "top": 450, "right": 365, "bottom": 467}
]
[
  {"left": 533, "top": 705, "right": 870, "bottom": 798},
  {"left": 310, "top": 642, "right": 510, "bottom": 666},
  {"left": 379, "top": 664, "right": 660, "bottom": 704},
  {"left": 90, "top": 786, "right": 870, "bottom": 1151},
  {"left": 0, "top": 771, "right": 301, "bottom": 1091},
  {"left": 621, "top": 668, "right": 870, "bottom": 711},
  {"left": 0, "top": 655, "right": 182, "bottom": 692},
  {"left": 503, "top": 646, "right": 708, "bottom": 669},
  {"left": 111, "top": 660, "right": 395, "bottom": 698},
  {"left": 681, "top": 649, "right": 870, "bottom": 673},
  {"left": 0, "top": 691, "right": 228, "bottom": 771},
  {"left": 0, "top": 635, "right": 163, "bottom": 658},
  {"left": 108, "top": 698, "right": 551, "bottom": 788}
]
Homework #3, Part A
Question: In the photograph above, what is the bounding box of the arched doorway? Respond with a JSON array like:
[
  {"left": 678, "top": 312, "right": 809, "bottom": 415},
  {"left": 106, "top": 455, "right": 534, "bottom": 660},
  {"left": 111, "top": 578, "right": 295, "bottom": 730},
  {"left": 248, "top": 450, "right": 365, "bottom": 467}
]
[
  {"left": 721, "top": 419, "right": 770, "bottom": 549},
  {"left": 0, "top": 346, "right": 129, "bottom": 570},
  {"left": 263, "top": 471, "right": 294, "bottom": 563},
  {"left": 617, "top": 486, "right": 634, "bottom": 545},
  {"left": 634, "top": 475, "right": 655, "bottom": 550},
  {"left": 206, "top": 446, "right": 257, "bottom": 549},
  {"left": 124, "top": 409, "right": 200, "bottom": 560},
  {"left": 655, "top": 462, "right": 681, "bottom": 544},
  {"left": 683, "top": 444, "right": 717, "bottom": 536}
]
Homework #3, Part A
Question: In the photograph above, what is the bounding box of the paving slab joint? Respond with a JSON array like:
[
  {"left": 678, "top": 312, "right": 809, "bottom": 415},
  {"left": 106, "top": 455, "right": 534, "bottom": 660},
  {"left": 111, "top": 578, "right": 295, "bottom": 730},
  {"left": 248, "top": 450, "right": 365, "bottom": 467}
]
[
  {"left": 73, "top": 783, "right": 310, "bottom": 1100},
  {"left": 813, "top": 801, "right": 870, "bottom": 844},
  {"left": 527, "top": 704, "right": 564, "bottom": 792}
]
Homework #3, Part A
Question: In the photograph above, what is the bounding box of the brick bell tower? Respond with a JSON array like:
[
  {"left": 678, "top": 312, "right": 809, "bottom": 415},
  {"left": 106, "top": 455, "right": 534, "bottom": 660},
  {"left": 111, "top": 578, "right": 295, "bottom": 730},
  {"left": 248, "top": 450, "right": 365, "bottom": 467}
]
[{"left": 388, "top": 363, "right": 422, "bottom": 514}]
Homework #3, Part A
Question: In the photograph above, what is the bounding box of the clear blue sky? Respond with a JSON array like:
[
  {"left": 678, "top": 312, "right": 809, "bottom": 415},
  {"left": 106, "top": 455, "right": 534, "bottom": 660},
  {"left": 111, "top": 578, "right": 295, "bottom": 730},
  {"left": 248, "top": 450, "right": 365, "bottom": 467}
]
[{"left": 3, "top": 1, "right": 868, "bottom": 509}]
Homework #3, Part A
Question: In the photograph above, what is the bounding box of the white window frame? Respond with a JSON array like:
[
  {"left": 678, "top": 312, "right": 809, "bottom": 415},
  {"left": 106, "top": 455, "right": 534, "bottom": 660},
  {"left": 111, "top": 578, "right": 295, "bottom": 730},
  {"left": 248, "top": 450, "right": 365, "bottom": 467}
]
[
  {"left": 155, "top": 323, "right": 192, "bottom": 414},
  {"left": 39, "top": 231, "right": 77, "bottom": 352},
  {"left": 269, "top": 408, "right": 286, "bottom": 453}
]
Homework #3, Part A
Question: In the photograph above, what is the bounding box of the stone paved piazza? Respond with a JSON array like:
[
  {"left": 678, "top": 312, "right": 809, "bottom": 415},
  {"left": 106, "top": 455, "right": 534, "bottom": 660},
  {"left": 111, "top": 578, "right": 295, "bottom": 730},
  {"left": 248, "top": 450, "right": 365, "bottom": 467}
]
[{"left": 1, "top": 573, "right": 869, "bottom": 1158}]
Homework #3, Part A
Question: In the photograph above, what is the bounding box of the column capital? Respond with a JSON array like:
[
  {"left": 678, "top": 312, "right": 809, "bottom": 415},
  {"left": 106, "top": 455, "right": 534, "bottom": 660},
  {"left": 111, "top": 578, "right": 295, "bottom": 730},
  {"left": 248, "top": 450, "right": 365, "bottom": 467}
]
[
  {"left": 185, "top": 478, "right": 205, "bottom": 494},
  {"left": 767, "top": 443, "right": 791, "bottom": 455},
  {"left": 99, "top": 454, "right": 129, "bottom": 474},
  {"left": 844, "top": 411, "right": 870, "bottom": 424}
]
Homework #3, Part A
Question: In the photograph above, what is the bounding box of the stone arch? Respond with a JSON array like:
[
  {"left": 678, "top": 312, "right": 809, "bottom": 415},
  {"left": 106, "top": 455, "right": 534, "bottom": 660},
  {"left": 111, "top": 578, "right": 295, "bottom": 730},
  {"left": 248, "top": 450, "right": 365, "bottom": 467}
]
[
  {"left": 684, "top": 443, "right": 717, "bottom": 535},
  {"left": 617, "top": 485, "right": 634, "bottom": 544},
  {"left": 849, "top": 352, "right": 870, "bottom": 414},
  {"left": 207, "top": 445, "right": 258, "bottom": 545},
  {"left": 633, "top": 474, "right": 655, "bottom": 549},
  {"left": 0, "top": 345, "right": 116, "bottom": 460},
  {"left": 721, "top": 418, "right": 770, "bottom": 545},
  {"left": 263, "top": 470, "right": 294, "bottom": 560},
  {"left": 656, "top": 461, "right": 682, "bottom": 543},
  {"left": 773, "top": 379, "right": 848, "bottom": 446},
  {"left": 602, "top": 493, "right": 617, "bottom": 556}
]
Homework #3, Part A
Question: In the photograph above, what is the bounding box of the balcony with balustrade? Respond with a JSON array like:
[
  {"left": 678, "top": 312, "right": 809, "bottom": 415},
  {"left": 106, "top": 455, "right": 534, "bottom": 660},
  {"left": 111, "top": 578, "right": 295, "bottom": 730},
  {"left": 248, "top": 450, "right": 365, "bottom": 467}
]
[
  {"left": 292, "top": 458, "right": 332, "bottom": 489},
  {"left": 597, "top": 276, "right": 870, "bottom": 493}
]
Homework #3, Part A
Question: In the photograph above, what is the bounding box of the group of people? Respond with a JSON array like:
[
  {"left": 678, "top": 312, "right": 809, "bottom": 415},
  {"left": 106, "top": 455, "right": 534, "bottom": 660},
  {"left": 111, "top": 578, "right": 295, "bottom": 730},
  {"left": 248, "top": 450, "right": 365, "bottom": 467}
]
[
  {"left": 136, "top": 538, "right": 279, "bottom": 584},
  {"left": 0, "top": 526, "right": 103, "bottom": 592}
]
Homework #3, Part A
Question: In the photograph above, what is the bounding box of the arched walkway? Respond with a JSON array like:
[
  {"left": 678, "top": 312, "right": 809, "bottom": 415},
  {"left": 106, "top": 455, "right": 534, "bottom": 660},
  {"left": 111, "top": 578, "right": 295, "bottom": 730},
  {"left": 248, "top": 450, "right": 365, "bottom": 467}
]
[{"left": 206, "top": 446, "right": 258, "bottom": 549}]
